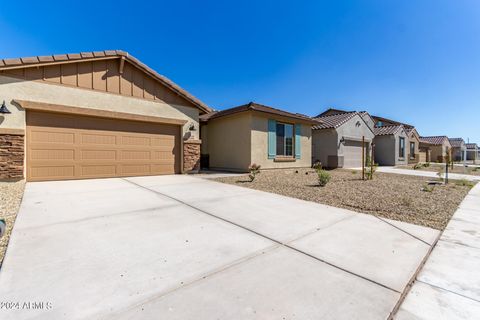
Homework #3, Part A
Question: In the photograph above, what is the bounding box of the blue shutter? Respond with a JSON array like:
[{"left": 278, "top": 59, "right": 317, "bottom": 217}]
[
  {"left": 268, "top": 119, "right": 276, "bottom": 159},
  {"left": 295, "top": 124, "right": 301, "bottom": 159}
]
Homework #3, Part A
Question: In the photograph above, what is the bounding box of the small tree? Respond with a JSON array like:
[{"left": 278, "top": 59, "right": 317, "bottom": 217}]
[
  {"left": 364, "top": 154, "right": 377, "bottom": 180},
  {"left": 248, "top": 163, "right": 261, "bottom": 182}
]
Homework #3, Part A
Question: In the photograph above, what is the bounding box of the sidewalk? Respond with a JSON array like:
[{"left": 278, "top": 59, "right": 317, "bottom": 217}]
[
  {"left": 376, "top": 166, "right": 480, "bottom": 182},
  {"left": 395, "top": 183, "right": 480, "bottom": 319}
]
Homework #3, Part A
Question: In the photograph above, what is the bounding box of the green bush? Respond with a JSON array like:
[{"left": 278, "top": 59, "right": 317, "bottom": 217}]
[
  {"left": 413, "top": 163, "right": 423, "bottom": 170},
  {"left": 421, "top": 184, "right": 434, "bottom": 192},
  {"left": 317, "top": 169, "right": 331, "bottom": 187},
  {"left": 248, "top": 163, "right": 261, "bottom": 182},
  {"left": 423, "top": 162, "right": 431, "bottom": 168}
]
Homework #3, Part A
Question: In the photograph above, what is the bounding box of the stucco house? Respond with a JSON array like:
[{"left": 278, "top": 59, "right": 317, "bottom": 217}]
[
  {"left": 312, "top": 109, "right": 375, "bottom": 168},
  {"left": 405, "top": 127, "right": 421, "bottom": 164},
  {"left": 419, "top": 136, "right": 452, "bottom": 163},
  {"left": 466, "top": 143, "right": 478, "bottom": 161},
  {"left": 0, "top": 50, "right": 212, "bottom": 181},
  {"left": 373, "top": 125, "right": 409, "bottom": 166},
  {"left": 199, "top": 102, "right": 317, "bottom": 172},
  {"left": 449, "top": 138, "right": 466, "bottom": 161}
]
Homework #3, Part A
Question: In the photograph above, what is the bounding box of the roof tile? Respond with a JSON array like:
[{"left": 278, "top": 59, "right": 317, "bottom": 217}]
[
  {"left": 20, "top": 57, "right": 39, "bottom": 64},
  {"left": 420, "top": 136, "right": 448, "bottom": 145},
  {"left": 93, "top": 51, "right": 106, "bottom": 57},
  {"left": 374, "top": 125, "right": 404, "bottom": 136},
  {"left": 3, "top": 58, "right": 22, "bottom": 66},
  {"left": 37, "top": 55, "right": 54, "bottom": 62},
  {"left": 53, "top": 54, "right": 68, "bottom": 61},
  {"left": 80, "top": 52, "right": 94, "bottom": 58},
  {"left": 67, "top": 53, "right": 82, "bottom": 60},
  {"left": 312, "top": 112, "right": 357, "bottom": 130}
]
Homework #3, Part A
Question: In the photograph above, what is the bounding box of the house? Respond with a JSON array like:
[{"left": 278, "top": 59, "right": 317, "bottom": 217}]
[
  {"left": 373, "top": 125, "right": 409, "bottom": 166},
  {"left": 418, "top": 139, "right": 433, "bottom": 163},
  {"left": 449, "top": 138, "right": 466, "bottom": 161},
  {"left": 370, "top": 115, "right": 417, "bottom": 166},
  {"left": 312, "top": 109, "right": 375, "bottom": 168},
  {"left": 466, "top": 143, "right": 478, "bottom": 161},
  {"left": 0, "top": 50, "right": 212, "bottom": 181},
  {"left": 405, "top": 127, "right": 421, "bottom": 164},
  {"left": 199, "top": 102, "right": 317, "bottom": 172},
  {"left": 419, "top": 136, "right": 452, "bottom": 162}
]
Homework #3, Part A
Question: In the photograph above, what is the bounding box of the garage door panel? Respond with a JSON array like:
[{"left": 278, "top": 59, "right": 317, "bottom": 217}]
[
  {"left": 342, "top": 140, "right": 365, "bottom": 168},
  {"left": 27, "top": 111, "right": 180, "bottom": 181}
]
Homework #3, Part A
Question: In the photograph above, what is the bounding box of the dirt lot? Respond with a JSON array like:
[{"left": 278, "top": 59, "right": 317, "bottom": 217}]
[
  {"left": 397, "top": 163, "right": 480, "bottom": 176},
  {"left": 214, "top": 169, "right": 473, "bottom": 230},
  {"left": 0, "top": 180, "right": 25, "bottom": 266}
]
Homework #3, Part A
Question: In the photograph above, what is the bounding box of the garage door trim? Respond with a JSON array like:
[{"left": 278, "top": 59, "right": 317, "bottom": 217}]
[{"left": 15, "top": 99, "right": 188, "bottom": 126}]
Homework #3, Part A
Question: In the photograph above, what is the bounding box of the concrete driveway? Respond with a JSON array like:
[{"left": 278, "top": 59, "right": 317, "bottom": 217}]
[{"left": 0, "top": 175, "right": 439, "bottom": 320}]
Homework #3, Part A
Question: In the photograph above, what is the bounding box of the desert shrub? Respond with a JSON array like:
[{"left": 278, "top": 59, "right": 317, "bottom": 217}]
[
  {"left": 413, "top": 163, "right": 423, "bottom": 170},
  {"left": 421, "top": 184, "right": 434, "bottom": 192},
  {"left": 317, "top": 169, "right": 331, "bottom": 187},
  {"left": 423, "top": 162, "right": 431, "bottom": 168},
  {"left": 351, "top": 170, "right": 357, "bottom": 174},
  {"left": 248, "top": 163, "right": 261, "bottom": 182},
  {"left": 456, "top": 179, "right": 474, "bottom": 188},
  {"left": 312, "top": 160, "right": 322, "bottom": 170}
]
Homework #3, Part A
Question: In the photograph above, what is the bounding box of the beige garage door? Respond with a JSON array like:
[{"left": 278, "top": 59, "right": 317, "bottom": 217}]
[
  {"left": 26, "top": 111, "right": 181, "bottom": 181},
  {"left": 343, "top": 140, "right": 365, "bottom": 168}
]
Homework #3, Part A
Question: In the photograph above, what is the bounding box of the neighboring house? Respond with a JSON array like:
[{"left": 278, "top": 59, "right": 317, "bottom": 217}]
[
  {"left": 418, "top": 139, "right": 433, "bottom": 163},
  {"left": 0, "top": 50, "right": 212, "bottom": 181},
  {"left": 406, "top": 128, "right": 421, "bottom": 164},
  {"left": 419, "top": 136, "right": 452, "bottom": 162},
  {"left": 199, "top": 102, "right": 317, "bottom": 172},
  {"left": 466, "top": 143, "right": 478, "bottom": 161},
  {"left": 449, "top": 138, "right": 466, "bottom": 161},
  {"left": 312, "top": 109, "right": 375, "bottom": 168},
  {"left": 373, "top": 125, "right": 409, "bottom": 166}
]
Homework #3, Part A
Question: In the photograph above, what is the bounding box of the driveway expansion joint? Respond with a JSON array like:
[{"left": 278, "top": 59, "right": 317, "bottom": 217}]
[{"left": 123, "top": 178, "right": 402, "bottom": 294}]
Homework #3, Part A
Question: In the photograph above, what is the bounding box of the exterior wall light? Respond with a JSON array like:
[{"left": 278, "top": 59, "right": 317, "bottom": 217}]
[
  {"left": 189, "top": 123, "right": 196, "bottom": 131},
  {"left": 0, "top": 101, "right": 11, "bottom": 114}
]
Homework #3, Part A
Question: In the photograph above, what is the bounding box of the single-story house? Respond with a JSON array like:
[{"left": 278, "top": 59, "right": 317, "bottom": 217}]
[
  {"left": 373, "top": 125, "right": 409, "bottom": 166},
  {"left": 449, "top": 138, "right": 466, "bottom": 161},
  {"left": 199, "top": 102, "right": 317, "bottom": 172},
  {"left": 405, "top": 127, "right": 421, "bottom": 164},
  {"left": 418, "top": 139, "right": 432, "bottom": 163},
  {"left": 0, "top": 50, "right": 212, "bottom": 181},
  {"left": 419, "top": 136, "right": 452, "bottom": 163},
  {"left": 466, "top": 143, "right": 478, "bottom": 161},
  {"left": 312, "top": 109, "right": 375, "bottom": 168}
]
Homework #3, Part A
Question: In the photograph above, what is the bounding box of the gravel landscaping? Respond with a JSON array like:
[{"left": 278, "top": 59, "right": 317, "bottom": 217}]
[
  {"left": 214, "top": 169, "right": 473, "bottom": 230},
  {"left": 0, "top": 180, "right": 25, "bottom": 266},
  {"left": 397, "top": 163, "right": 480, "bottom": 176}
]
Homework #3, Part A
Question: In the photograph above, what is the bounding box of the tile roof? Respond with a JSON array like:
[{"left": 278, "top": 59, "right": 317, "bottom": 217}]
[
  {"left": 374, "top": 125, "right": 404, "bottom": 136},
  {"left": 448, "top": 138, "right": 465, "bottom": 148},
  {"left": 0, "top": 50, "right": 212, "bottom": 113},
  {"left": 420, "top": 136, "right": 449, "bottom": 145},
  {"left": 199, "top": 102, "right": 319, "bottom": 124},
  {"left": 312, "top": 112, "right": 358, "bottom": 130},
  {"left": 315, "top": 108, "right": 350, "bottom": 117},
  {"left": 466, "top": 143, "right": 478, "bottom": 149},
  {"left": 372, "top": 115, "right": 414, "bottom": 129}
]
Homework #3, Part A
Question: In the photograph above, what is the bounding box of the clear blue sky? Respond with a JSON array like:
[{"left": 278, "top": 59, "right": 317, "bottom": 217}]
[{"left": 1, "top": 1, "right": 479, "bottom": 142}]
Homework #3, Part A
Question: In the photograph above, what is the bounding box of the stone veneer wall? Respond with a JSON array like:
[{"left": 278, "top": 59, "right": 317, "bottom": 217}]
[
  {"left": 0, "top": 133, "right": 24, "bottom": 180},
  {"left": 183, "top": 140, "right": 201, "bottom": 173}
]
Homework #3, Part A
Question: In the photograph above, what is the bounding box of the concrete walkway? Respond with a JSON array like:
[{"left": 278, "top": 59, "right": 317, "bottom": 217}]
[
  {"left": 0, "top": 175, "right": 439, "bottom": 320},
  {"left": 376, "top": 166, "right": 480, "bottom": 182},
  {"left": 396, "top": 183, "right": 480, "bottom": 319}
]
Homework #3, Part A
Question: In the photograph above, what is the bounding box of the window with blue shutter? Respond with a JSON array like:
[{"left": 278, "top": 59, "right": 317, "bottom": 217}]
[
  {"left": 268, "top": 119, "right": 276, "bottom": 159},
  {"left": 295, "top": 124, "right": 301, "bottom": 159}
]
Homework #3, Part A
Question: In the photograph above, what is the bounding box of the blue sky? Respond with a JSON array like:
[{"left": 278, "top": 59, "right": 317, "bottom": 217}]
[{"left": 1, "top": 1, "right": 479, "bottom": 142}]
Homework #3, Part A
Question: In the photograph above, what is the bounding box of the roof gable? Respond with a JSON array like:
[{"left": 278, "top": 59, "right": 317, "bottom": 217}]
[
  {"left": 0, "top": 50, "right": 211, "bottom": 114},
  {"left": 420, "top": 136, "right": 449, "bottom": 145},
  {"left": 200, "top": 102, "right": 319, "bottom": 124},
  {"left": 315, "top": 108, "right": 350, "bottom": 117},
  {"left": 313, "top": 111, "right": 375, "bottom": 135}
]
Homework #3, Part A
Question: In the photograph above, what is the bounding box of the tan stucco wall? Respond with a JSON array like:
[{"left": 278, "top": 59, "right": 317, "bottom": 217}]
[
  {"left": 0, "top": 75, "right": 199, "bottom": 139},
  {"left": 250, "top": 112, "right": 312, "bottom": 169},
  {"left": 203, "top": 112, "right": 252, "bottom": 171}
]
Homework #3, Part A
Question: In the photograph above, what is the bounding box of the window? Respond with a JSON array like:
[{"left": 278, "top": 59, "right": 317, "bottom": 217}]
[
  {"left": 399, "top": 137, "right": 405, "bottom": 158},
  {"left": 410, "top": 142, "right": 415, "bottom": 159},
  {"left": 276, "top": 123, "right": 294, "bottom": 156},
  {"left": 377, "top": 121, "right": 383, "bottom": 127}
]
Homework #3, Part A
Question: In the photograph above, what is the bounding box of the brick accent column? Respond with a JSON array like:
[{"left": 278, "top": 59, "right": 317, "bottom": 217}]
[
  {"left": 183, "top": 139, "right": 201, "bottom": 173},
  {"left": 0, "top": 132, "right": 25, "bottom": 180}
]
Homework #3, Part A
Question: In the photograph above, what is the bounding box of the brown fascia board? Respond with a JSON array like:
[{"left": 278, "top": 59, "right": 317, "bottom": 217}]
[
  {"left": 203, "top": 102, "right": 320, "bottom": 125},
  {"left": 0, "top": 50, "right": 212, "bottom": 114}
]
